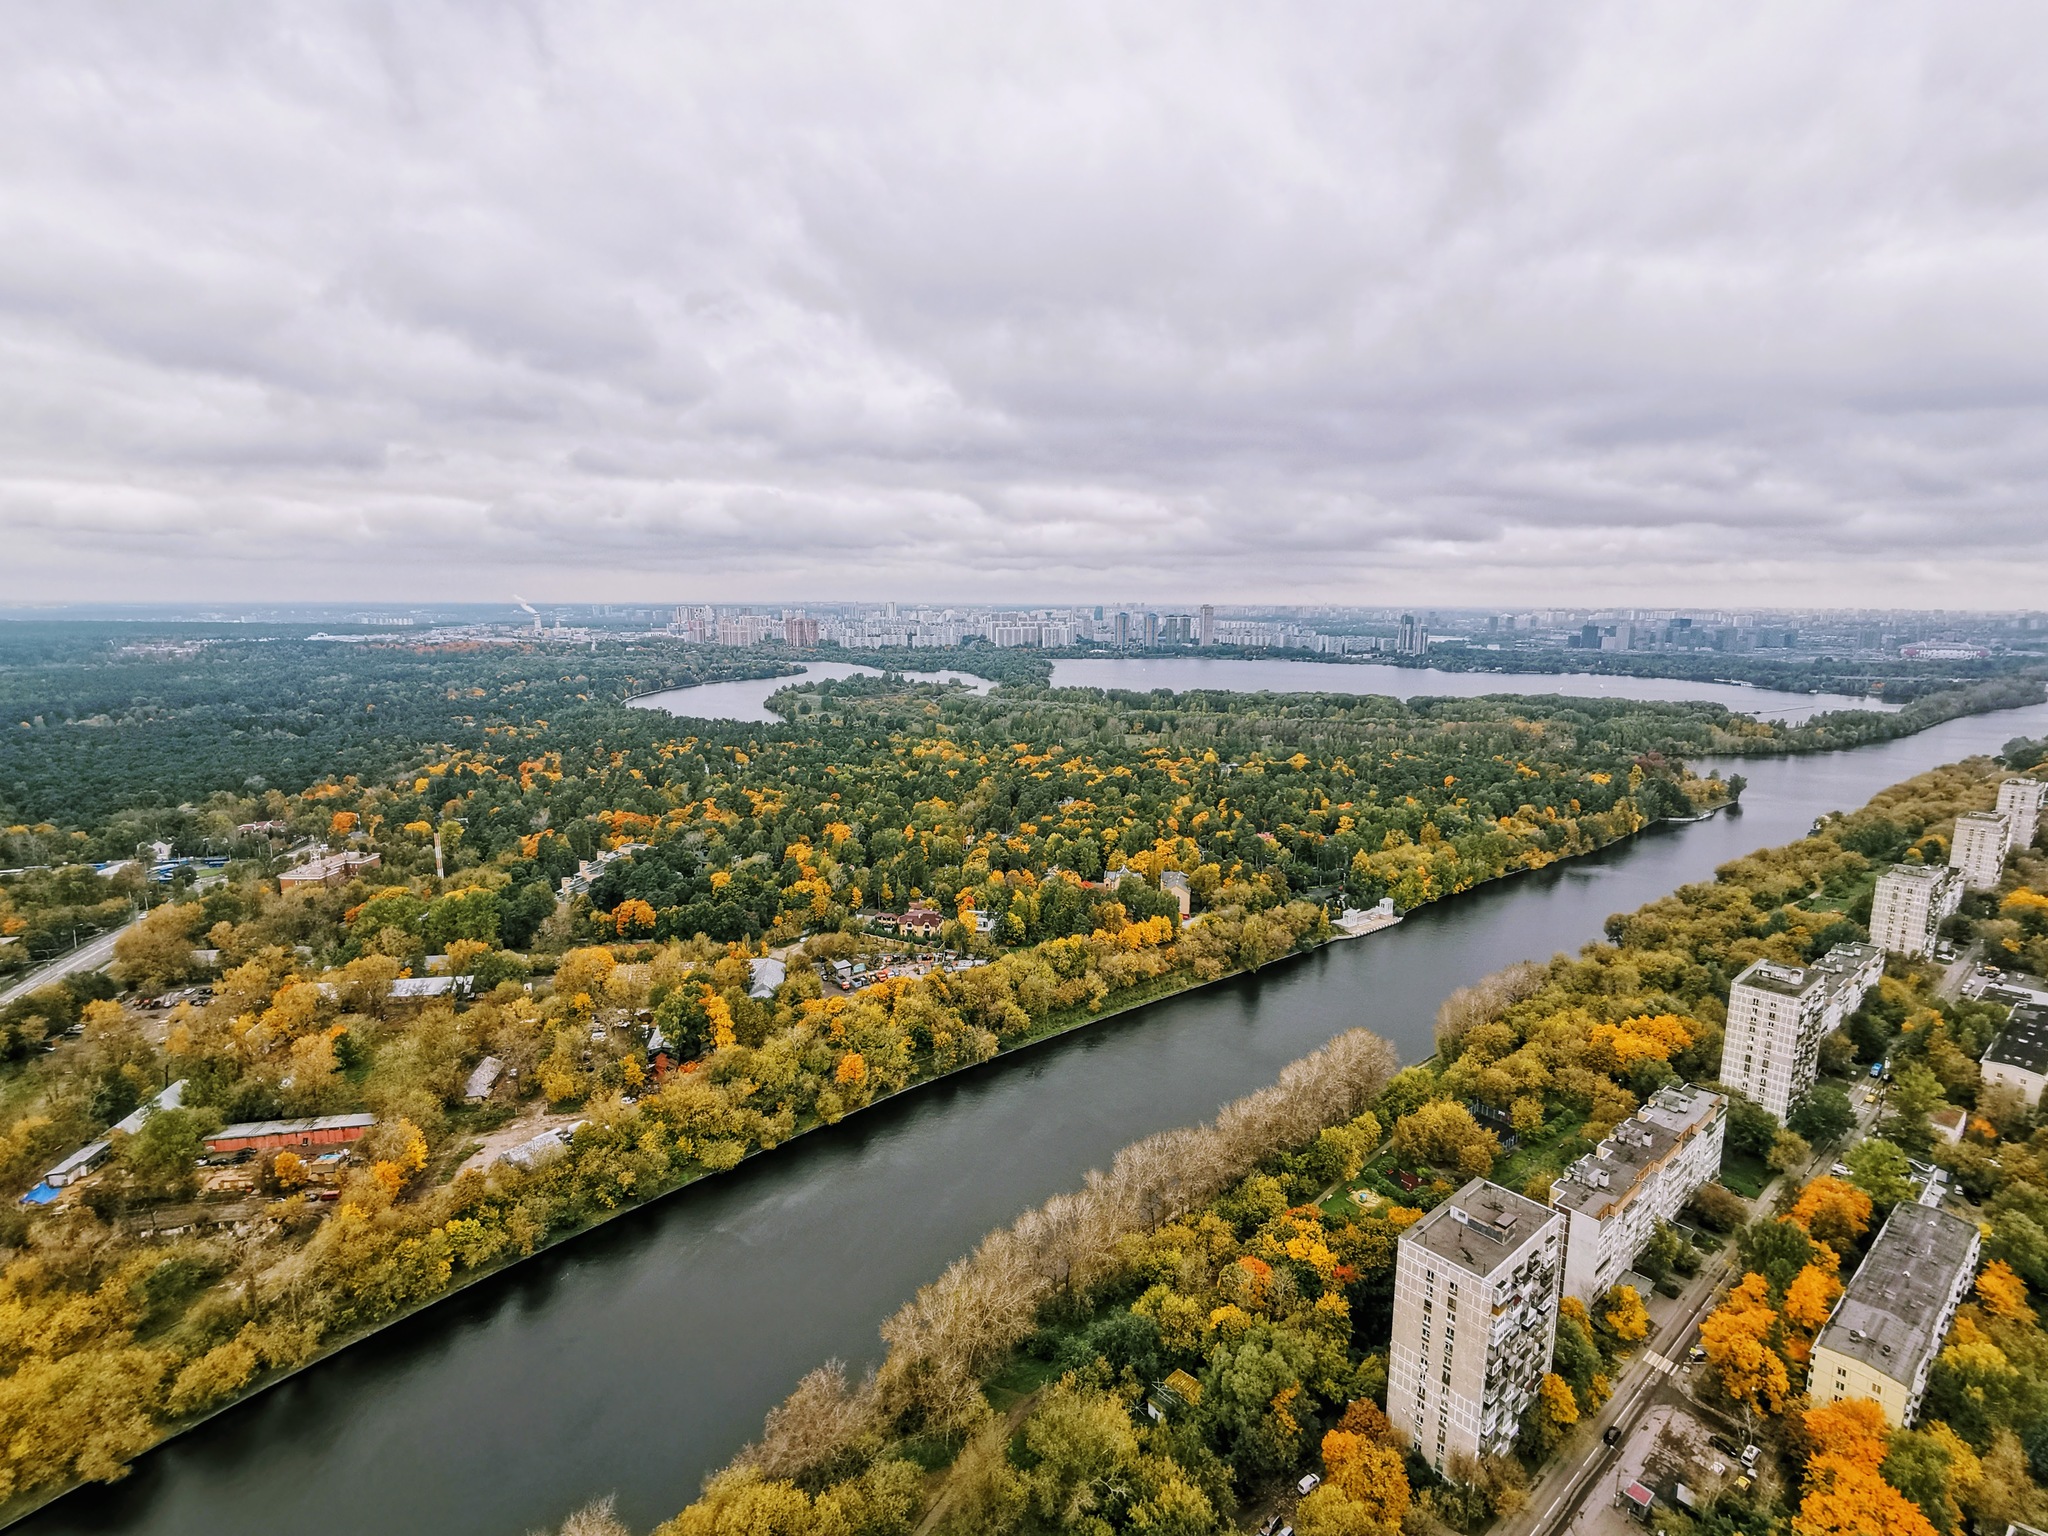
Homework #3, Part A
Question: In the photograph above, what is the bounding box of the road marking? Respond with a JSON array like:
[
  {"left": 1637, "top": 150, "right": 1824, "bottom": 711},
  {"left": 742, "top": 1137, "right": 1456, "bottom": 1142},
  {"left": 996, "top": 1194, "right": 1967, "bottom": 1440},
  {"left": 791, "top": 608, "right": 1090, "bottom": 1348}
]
[{"left": 1643, "top": 1350, "right": 1675, "bottom": 1375}]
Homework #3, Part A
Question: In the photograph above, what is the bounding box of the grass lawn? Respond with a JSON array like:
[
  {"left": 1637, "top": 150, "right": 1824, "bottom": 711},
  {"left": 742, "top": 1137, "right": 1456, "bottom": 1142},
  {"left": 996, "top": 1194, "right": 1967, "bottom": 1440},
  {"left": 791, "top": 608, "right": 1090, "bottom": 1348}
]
[
  {"left": 982, "top": 1351, "right": 1067, "bottom": 1414},
  {"left": 1719, "top": 1153, "right": 1772, "bottom": 1200},
  {"left": 1490, "top": 1109, "right": 1589, "bottom": 1196}
]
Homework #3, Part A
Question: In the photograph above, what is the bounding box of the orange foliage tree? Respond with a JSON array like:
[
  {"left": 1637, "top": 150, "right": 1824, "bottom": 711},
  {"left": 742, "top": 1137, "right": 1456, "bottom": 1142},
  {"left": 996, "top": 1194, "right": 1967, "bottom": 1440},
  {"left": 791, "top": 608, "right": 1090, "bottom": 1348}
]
[
  {"left": 1788, "top": 1176, "right": 1874, "bottom": 1252},
  {"left": 1795, "top": 1398, "right": 1936, "bottom": 1536},
  {"left": 1700, "top": 1273, "right": 1790, "bottom": 1413},
  {"left": 1977, "top": 1259, "right": 2035, "bottom": 1323}
]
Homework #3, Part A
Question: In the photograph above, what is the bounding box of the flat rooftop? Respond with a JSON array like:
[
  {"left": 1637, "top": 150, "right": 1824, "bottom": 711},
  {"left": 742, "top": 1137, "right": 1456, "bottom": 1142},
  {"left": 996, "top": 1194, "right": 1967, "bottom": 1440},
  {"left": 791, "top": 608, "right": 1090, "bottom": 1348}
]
[
  {"left": 1405, "top": 1179, "right": 1556, "bottom": 1279},
  {"left": 1731, "top": 960, "right": 1820, "bottom": 998},
  {"left": 1815, "top": 1203, "right": 1977, "bottom": 1385},
  {"left": 1987, "top": 1003, "right": 2048, "bottom": 1078},
  {"left": 1879, "top": 863, "right": 1951, "bottom": 886},
  {"left": 1552, "top": 1085, "right": 1723, "bottom": 1217}
]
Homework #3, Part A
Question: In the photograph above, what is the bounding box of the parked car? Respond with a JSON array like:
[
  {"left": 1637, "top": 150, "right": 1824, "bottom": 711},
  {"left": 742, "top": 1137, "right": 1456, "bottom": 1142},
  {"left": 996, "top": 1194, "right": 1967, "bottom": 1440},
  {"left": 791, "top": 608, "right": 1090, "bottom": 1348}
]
[
  {"left": 1687, "top": 1345, "right": 1706, "bottom": 1364},
  {"left": 1297, "top": 1473, "right": 1321, "bottom": 1496},
  {"left": 1604, "top": 1425, "right": 1622, "bottom": 1445},
  {"left": 1741, "top": 1444, "right": 1761, "bottom": 1470}
]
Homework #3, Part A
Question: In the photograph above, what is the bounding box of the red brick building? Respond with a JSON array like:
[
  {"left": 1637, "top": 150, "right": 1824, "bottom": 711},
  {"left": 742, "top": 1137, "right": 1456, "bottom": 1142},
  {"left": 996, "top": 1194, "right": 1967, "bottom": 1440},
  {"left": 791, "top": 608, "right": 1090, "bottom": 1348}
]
[{"left": 204, "top": 1113, "right": 376, "bottom": 1155}]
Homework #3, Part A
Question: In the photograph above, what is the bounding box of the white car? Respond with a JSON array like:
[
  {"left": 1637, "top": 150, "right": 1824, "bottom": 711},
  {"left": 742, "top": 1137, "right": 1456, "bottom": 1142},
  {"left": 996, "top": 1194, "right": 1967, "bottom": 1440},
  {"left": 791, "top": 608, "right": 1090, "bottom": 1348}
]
[
  {"left": 1740, "top": 1444, "right": 1761, "bottom": 1470},
  {"left": 1297, "top": 1473, "right": 1321, "bottom": 1496}
]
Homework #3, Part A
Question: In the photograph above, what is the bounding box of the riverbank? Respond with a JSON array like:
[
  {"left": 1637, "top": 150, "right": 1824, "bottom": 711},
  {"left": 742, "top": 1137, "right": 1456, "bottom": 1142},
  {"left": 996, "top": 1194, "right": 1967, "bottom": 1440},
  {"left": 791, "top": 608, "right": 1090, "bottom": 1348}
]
[
  {"left": 0, "top": 784, "right": 1733, "bottom": 1530},
  {"left": 638, "top": 753, "right": 2022, "bottom": 1536},
  {"left": 23, "top": 706, "right": 2048, "bottom": 1536}
]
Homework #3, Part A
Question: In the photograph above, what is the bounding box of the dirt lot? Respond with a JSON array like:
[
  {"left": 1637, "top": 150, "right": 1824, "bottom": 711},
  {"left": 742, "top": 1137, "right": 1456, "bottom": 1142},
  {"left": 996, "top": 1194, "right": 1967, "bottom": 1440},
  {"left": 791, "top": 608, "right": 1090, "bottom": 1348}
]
[{"left": 453, "top": 1104, "right": 588, "bottom": 1177}]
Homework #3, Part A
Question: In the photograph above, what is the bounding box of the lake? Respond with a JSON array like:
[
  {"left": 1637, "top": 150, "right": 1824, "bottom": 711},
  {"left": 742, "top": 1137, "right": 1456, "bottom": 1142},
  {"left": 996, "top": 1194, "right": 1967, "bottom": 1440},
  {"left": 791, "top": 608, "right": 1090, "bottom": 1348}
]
[
  {"left": 1049, "top": 656, "right": 1896, "bottom": 723},
  {"left": 629, "top": 664, "right": 990, "bottom": 725}
]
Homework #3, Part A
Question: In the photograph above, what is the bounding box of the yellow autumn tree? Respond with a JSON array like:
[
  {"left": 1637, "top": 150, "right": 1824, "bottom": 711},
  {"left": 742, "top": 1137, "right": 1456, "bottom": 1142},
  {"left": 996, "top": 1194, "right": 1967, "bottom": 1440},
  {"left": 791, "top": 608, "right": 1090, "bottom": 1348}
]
[
  {"left": 1586, "top": 1013, "right": 1694, "bottom": 1070},
  {"left": 1788, "top": 1176, "right": 1874, "bottom": 1252},
  {"left": 1796, "top": 1398, "right": 1936, "bottom": 1536},
  {"left": 1300, "top": 1423, "right": 1412, "bottom": 1536},
  {"left": 1602, "top": 1285, "right": 1650, "bottom": 1343},
  {"left": 1977, "top": 1259, "right": 2035, "bottom": 1322},
  {"left": 1700, "top": 1273, "right": 1790, "bottom": 1414}
]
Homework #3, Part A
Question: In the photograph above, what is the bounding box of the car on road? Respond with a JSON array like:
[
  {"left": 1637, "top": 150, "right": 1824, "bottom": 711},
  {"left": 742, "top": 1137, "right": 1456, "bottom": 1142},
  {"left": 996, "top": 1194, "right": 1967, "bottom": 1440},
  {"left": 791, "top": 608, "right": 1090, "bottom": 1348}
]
[
  {"left": 1297, "top": 1473, "right": 1321, "bottom": 1496},
  {"left": 1604, "top": 1425, "right": 1622, "bottom": 1445},
  {"left": 1831, "top": 1162, "right": 1852, "bottom": 1178}
]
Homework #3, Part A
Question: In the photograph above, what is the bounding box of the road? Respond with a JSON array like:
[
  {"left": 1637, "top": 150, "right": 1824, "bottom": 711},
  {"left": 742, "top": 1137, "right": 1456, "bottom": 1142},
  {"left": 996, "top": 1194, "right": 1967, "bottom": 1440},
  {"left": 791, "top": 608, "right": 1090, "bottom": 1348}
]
[
  {"left": 1934, "top": 941, "right": 1982, "bottom": 1002},
  {"left": 1500, "top": 1093, "right": 1884, "bottom": 1536},
  {"left": 0, "top": 913, "right": 142, "bottom": 1008}
]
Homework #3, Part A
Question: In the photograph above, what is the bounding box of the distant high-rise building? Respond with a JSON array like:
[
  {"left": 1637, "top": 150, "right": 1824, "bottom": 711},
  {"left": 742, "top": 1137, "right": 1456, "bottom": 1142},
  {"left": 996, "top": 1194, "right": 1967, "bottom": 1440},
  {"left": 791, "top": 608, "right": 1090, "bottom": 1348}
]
[
  {"left": 1950, "top": 810, "right": 2012, "bottom": 891},
  {"left": 1998, "top": 778, "right": 2046, "bottom": 851},
  {"left": 1199, "top": 604, "right": 1215, "bottom": 646},
  {"left": 1113, "top": 612, "right": 1131, "bottom": 648},
  {"left": 1143, "top": 612, "right": 1159, "bottom": 647},
  {"left": 1397, "top": 613, "right": 1427, "bottom": 656},
  {"left": 1870, "top": 864, "right": 1962, "bottom": 959},
  {"left": 1389, "top": 1180, "right": 1563, "bottom": 1473}
]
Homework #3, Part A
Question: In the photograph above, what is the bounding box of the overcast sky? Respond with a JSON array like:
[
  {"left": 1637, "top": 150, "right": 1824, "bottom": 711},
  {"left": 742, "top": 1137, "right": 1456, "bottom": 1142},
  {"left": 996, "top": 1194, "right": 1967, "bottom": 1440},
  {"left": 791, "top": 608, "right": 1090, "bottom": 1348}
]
[{"left": 4, "top": 5, "right": 2046, "bottom": 609}]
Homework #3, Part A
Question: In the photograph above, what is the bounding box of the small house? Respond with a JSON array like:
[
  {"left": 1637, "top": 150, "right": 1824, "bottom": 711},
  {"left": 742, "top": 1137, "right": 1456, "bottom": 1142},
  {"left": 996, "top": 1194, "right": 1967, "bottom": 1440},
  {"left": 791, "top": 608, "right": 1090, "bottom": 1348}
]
[
  {"left": 465, "top": 1056, "right": 504, "bottom": 1103},
  {"left": 748, "top": 957, "right": 787, "bottom": 1000}
]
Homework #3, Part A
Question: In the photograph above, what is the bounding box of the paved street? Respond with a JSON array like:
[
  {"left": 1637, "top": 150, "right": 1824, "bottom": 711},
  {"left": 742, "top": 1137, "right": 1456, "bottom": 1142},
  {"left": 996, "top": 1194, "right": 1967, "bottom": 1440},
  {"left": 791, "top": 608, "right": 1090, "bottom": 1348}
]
[
  {"left": 0, "top": 912, "right": 142, "bottom": 1008},
  {"left": 1498, "top": 1097, "right": 1881, "bottom": 1536}
]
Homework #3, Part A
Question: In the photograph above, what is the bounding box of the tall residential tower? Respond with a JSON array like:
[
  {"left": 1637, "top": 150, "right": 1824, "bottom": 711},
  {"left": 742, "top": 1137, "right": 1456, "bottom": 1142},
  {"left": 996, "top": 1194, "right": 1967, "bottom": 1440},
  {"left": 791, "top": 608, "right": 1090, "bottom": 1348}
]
[{"left": 1388, "top": 1181, "right": 1563, "bottom": 1473}]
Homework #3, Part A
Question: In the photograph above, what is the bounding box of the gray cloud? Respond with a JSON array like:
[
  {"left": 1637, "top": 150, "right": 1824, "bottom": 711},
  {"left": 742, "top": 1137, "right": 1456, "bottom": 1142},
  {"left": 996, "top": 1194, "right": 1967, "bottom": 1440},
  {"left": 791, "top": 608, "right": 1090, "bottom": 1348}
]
[{"left": 4, "top": 2, "right": 2048, "bottom": 606}]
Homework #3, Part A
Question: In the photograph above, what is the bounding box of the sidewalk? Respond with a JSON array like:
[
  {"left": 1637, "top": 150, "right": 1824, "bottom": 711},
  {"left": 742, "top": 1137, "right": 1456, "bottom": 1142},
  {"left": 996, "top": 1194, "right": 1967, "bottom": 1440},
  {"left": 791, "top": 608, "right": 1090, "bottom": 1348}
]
[{"left": 1492, "top": 1107, "right": 1871, "bottom": 1536}]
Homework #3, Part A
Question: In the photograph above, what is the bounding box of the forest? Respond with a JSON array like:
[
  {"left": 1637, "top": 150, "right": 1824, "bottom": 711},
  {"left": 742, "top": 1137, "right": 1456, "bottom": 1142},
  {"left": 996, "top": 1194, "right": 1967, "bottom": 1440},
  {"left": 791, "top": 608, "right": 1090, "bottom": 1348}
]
[
  {"left": 514, "top": 752, "right": 2046, "bottom": 1536},
  {"left": 0, "top": 624, "right": 2042, "bottom": 1523}
]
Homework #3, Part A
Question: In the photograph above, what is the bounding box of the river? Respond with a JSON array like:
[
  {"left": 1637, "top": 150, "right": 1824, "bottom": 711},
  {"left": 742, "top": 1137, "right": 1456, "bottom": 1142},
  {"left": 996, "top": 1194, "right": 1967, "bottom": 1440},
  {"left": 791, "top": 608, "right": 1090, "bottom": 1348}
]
[{"left": 22, "top": 702, "right": 2046, "bottom": 1536}]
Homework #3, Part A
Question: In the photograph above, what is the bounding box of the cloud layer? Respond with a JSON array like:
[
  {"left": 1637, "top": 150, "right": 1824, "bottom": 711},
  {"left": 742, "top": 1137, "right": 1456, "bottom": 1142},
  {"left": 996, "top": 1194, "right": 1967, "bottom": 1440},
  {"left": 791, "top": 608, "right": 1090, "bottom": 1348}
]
[{"left": 5, "top": 4, "right": 2047, "bottom": 606}]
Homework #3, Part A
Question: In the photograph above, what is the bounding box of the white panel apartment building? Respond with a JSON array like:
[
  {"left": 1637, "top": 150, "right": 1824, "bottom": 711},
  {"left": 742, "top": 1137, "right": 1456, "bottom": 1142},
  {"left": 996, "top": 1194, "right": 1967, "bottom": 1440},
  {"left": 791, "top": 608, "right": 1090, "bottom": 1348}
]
[
  {"left": 1551, "top": 1085, "right": 1727, "bottom": 1301},
  {"left": 1869, "top": 864, "right": 1962, "bottom": 959},
  {"left": 1721, "top": 943, "right": 1883, "bottom": 1118},
  {"left": 1999, "top": 777, "right": 2047, "bottom": 852},
  {"left": 1950, "top": 810, "right": 2012, "bottom": 891},
  {"left": 1389, "top": 1181, "right": 1564, "bottom": 1473}
]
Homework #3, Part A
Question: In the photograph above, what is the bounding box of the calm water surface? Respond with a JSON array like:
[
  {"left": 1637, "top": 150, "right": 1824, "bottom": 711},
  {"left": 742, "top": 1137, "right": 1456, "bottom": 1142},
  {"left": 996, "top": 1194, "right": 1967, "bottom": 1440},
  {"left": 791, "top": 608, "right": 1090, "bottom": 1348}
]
[
  {"left": 24, "top": 703, "right": 2044, "bottom": 1536},
  {"left": 1049, "top": 656, "right": 1894, "bottom": 723},
  {"left": 630, "top": 664, "right": 990, "bottom": 724}
]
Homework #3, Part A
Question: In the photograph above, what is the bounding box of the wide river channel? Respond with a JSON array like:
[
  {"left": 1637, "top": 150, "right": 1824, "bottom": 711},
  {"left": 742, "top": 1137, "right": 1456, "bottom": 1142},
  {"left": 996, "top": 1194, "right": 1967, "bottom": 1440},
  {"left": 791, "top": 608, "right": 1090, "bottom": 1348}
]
[{"left": 23, "top": 700, "right": 2044, "bottom": 1536}]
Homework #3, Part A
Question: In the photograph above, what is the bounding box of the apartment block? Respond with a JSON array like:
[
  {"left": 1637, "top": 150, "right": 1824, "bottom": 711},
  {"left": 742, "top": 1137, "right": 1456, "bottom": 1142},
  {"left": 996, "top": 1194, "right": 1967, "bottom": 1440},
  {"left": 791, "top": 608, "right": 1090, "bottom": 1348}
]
[
  {"left": 1389, "top": 1181, "right": 1564, "bottom": 1473},
  {"left": 1983, "top": 1003, "right": 2048, "bottom": 1109},
  {"left": 1811, "top": 1203, "right": 1979, "bottom": 1426},
  {"left": 1551, "top": 1085, "right": 1727, "bottom": 1302},
  {"left": 1810, "top": 942, "right": 1885, "bottom": 1034},
  {"left": 1999, "top": 777, "right": 2047, "bottom": 852},
  {"left": 1721, "top": 943, "right": 1880, "bottom": 1118},
  {"left": 1869, "top": 863, "right": 1962, "bottom": 959},
  {"left": 1951, "top": 809, "right": 2013, "bottom": 891}
]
